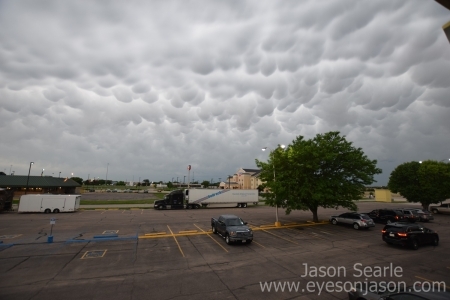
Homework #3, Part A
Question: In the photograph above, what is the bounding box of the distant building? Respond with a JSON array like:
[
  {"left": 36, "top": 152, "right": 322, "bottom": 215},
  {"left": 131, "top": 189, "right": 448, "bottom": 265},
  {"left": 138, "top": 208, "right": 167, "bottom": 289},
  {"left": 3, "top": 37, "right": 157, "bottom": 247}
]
[
  {"left": 219, "top": 168, "right": 262, "bottom": 190},
  {"left": 0, "top": 175, "right": 81, "bottom": 197}
]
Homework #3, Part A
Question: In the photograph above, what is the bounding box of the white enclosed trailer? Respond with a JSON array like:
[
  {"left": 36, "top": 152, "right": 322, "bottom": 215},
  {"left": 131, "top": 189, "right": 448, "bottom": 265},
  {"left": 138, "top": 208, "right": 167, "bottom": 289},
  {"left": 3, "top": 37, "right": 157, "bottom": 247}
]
[
  {"left": 18, "top": 194, "right": 81, "bottom": 213},
  {"left": 186, "top": 189, "right": 258, "bottom": 208}
]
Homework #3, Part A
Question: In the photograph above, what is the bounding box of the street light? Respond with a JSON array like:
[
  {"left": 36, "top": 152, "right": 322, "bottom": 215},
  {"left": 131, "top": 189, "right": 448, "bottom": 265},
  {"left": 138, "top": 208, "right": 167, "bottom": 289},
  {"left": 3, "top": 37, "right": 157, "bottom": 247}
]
[
  {"left": 106, "top": 163, "right": 109, "bottom": 186},
  {"left": 41, "top": 168, "right": 44, "bottom": 176},
  {"left": 25, "top": 162, "right": 34, "bottom": 195},
  {"left": 262, "top": 144, "right": 286, "bottom": 227},
  {"left": 59, "top": 172, "right": 61, "bottom": 178}
]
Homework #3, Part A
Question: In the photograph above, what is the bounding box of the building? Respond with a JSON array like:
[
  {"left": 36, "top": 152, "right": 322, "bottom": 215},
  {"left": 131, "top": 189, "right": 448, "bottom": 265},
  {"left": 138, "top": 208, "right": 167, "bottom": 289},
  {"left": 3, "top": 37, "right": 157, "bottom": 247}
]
[
  {"left": 219, "top": 168, "right": 263, "bottom": 190},
  {"left": 0, "top": 175, "right": 81, "bottom": 197}
]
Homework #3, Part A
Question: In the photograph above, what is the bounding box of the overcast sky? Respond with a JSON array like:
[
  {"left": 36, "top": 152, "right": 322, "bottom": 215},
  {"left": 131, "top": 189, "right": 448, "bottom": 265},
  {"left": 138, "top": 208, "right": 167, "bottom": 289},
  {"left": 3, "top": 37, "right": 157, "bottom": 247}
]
[{"left": 1, "top": 0, "right": 449, "bottom": 186}]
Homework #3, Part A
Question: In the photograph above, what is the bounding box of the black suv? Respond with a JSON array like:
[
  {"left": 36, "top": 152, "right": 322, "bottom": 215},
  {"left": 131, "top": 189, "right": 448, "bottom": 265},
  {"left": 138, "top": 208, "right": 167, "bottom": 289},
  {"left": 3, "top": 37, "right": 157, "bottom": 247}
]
[
  {"left": 367, "top": 209, "right": 405, "bottom": 223},
  {"left": 382, "top": 223, "right": 439, "bottom": 250}
]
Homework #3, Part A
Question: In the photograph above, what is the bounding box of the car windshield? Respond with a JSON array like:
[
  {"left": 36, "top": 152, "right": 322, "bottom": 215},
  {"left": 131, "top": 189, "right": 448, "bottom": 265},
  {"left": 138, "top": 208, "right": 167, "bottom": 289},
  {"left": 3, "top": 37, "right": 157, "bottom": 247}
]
[
  {"left": 227, "top": 218, "right": 244, "bottom": 226},
  {"left": 361, "top": 214, "right": 371, "bottom": 220}
]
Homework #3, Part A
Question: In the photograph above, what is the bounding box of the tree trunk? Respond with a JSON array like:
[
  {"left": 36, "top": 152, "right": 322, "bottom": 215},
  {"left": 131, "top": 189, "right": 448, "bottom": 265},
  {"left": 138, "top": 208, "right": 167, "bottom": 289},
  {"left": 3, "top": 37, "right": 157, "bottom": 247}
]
[{"left": 310, "top": 206, "right": 319, "bottom": 223}]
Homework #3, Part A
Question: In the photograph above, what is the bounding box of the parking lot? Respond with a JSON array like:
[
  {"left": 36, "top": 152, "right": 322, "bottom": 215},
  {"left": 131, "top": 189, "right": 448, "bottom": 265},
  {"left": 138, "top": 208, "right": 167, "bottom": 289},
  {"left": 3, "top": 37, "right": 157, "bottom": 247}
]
[{"left": 1, "top": 202, "right": 449, "bottom": 300}]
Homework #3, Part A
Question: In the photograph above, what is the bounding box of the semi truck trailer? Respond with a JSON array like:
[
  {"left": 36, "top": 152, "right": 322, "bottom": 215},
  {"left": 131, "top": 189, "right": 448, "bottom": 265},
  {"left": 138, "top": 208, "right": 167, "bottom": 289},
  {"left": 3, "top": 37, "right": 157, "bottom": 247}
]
[
  {"left": 153, "top": 189, "right": 259, "bottom": 210},
  {"left": 18, "top": 194, "right": 81, "bottom": 213}
]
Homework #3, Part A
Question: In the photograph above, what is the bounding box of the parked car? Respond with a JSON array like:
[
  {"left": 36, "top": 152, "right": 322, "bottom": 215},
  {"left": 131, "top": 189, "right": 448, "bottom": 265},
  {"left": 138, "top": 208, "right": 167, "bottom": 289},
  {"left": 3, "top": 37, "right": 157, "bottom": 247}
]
[
  {"left": 112, "top": 189, "right": 118, "bottom": 193},
  {"left": 106, "top": 189, "right": 112, "bottom": 192},
  {"left": 410, "top": 208, "right": 434, "bottom": 222},
  {"left": 349, "top": 283, "right": 449, "bottom": 300},
  {"left": 382, "top": 222, "right": 439, "bottom": 250},
  {"left": 348, "top": 282, "right": 405, "bottom": 300},
  {"left": 211, "top": 214, "right": 253, "bottom": 244},
  {"left": 429, "top": 203, "right": 450, "bottom": 214},
  {"left": 330, "top": 212, "right": 375, "bottom": 230},
  {"left": 396, "top": 209, "right": 420, "bottom": 223},
  {"left": 143, "top": 190, "right": 148, "bottom": 193},
  {"left": 366, "top": 209, "right": 405, "bottom": 224}
]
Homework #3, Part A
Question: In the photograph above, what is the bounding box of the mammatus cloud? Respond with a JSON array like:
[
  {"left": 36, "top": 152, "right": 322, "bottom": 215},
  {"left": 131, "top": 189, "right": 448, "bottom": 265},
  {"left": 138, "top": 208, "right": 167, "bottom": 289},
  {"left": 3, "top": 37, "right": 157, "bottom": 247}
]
[{"left": 1, "top": 0, "right": 449, "bottom": 185}]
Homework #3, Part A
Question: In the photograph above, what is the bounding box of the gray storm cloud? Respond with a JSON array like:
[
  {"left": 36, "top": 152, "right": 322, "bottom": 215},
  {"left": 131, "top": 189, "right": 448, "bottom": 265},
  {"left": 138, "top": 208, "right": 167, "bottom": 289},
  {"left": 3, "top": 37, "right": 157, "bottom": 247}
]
[{"left": 1, "top": 0, "right": 449, "bottom": 184}]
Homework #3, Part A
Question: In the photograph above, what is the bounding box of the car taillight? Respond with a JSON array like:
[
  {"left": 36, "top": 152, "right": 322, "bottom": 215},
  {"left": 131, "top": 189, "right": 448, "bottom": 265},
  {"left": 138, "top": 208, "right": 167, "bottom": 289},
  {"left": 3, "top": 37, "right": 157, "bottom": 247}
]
[
  {"left": 397, "top": 232, "right": 407, "bottom": 237},
  {"left": 361, "top": 219, "right": 366, "bottom": 223},
  {"left": 395, "top": 216, "right": 399, "bottom": 219},
  {"left": 382, "top": 229, "right": 386, "bottom": 233}
]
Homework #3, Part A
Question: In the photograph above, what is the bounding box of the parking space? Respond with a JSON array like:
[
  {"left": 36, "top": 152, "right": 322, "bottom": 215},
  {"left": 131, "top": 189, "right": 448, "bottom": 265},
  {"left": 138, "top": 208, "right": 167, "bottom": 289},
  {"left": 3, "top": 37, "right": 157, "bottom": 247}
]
[{"left": 1, "top": 203, "right": 450, "bottom": 299}]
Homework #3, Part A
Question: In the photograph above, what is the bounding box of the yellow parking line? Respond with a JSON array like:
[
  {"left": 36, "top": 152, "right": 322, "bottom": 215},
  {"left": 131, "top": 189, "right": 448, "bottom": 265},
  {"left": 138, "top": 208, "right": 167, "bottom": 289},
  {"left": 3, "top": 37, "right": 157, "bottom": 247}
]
[
  {"left": 252, "top": 241, "right": 265, "bottom": 248},
  {"left": 167, "top": 225, "right": 185, "bottom": 258},
  {"left": 193, "top": 224, "right": 228, "bottom": 253},
  {"left": 262, "top": 229, "right": 299, "bottom": 245},
  {"left": 179, "top": 230, "right": 198, "bottom": 234},
  {"left": 144, "top": 232, "right": 167, "bottom": 236},
  {"left": 415, "top": 276, "right": 450, "bottom": 291}
]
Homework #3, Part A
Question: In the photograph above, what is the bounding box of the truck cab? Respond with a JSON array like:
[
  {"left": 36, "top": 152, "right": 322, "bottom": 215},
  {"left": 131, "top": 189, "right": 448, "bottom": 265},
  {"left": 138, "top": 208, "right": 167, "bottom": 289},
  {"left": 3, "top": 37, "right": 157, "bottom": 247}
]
[{"left": 154, "top": 190, "right": 185, "bottom": 210}]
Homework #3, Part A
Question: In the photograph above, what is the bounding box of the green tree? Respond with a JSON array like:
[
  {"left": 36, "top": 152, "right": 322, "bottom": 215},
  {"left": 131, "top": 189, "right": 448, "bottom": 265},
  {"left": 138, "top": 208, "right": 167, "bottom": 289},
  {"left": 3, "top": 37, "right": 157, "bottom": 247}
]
[
  {"left": 256, "top": 132, "right": 382, "bottom": 222},
  {"left": 201, "top": 180, "right": 210, "bottom": 188},
  {"left": 143, "top": 179, "right": 150, "bottom": 186},
  {"left": 388, "top": 160, "right": 450, "bottom": 210},
  {"left": 167, "top": 182, "right": 174, "bottom": 189},
  {"left": 70, "top": 177, "right": 83, "bottom": 185},
  {"left": 116, "top": 181, "right": 126, "bottom": 186}
]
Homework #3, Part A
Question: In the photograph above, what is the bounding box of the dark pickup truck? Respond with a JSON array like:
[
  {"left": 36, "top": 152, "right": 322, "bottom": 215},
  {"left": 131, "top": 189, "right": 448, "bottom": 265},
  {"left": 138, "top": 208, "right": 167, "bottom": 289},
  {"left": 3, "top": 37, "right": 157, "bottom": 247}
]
[{"left": 211, "top": 214, "right": 253, "bottom": 244}]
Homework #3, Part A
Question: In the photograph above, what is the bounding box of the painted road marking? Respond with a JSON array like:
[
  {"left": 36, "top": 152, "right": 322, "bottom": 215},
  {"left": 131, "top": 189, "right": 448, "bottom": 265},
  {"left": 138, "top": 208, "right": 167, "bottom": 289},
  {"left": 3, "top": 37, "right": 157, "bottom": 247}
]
[
  {"left": 139, "top": 222, "right": 327, "bottom": 239},
  {"left": 178, "top": 230, "right": 198, "bottom": 234},
  {"left": 261, "top": 229, "right": 299, "bottom": 245},
  {"left": 81, "top": 250, "right": 107, "bottom": 259},
  {"left": 102, "top": 230, "right": 118, "bottom": 235},
  {"left": 193, "top": 224, "right": 228, "bottom": 252},
  {"left": 415, "top": 276, "right": 450, "bottom": 291},
  {"left": 252, "top": 240, "right": 265, "bottom": 248},
  {"left": 0, "top": 234, "right": 22, "bottom": 239},
  {"left": 144, "top": 232, "right": 166, "bottom": 236},
  {"left": 167, "top": 225, "right": 185, "bottom": 258}
]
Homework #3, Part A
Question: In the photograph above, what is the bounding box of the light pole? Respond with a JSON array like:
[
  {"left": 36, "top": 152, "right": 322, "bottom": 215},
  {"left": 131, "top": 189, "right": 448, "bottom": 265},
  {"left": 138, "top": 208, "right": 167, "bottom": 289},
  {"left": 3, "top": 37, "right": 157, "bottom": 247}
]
[
  {"left": 41, "top": 168, "right": 44, "bottom": 176},
  {"left": 106, "top": 163, "right": 109, "bottom": 186},
  {"left": 262, "top": 144, "right": 286, "bottom": 227},
  {"left": 59, "top": 172, "right": 61, "bottom": 178},
  {"left": 25, "top": 162, "right": 34, "bottom": 195}
]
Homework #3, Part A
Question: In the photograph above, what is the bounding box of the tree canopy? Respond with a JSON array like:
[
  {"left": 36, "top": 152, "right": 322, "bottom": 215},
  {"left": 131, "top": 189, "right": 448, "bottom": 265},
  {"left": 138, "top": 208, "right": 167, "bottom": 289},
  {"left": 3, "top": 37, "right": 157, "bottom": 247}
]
[
  {"left": 256, "top": 132, "right": 381, "bottom": 222},
  {"left": 388, "top": 160, "right": 450, "bottom": 209}
]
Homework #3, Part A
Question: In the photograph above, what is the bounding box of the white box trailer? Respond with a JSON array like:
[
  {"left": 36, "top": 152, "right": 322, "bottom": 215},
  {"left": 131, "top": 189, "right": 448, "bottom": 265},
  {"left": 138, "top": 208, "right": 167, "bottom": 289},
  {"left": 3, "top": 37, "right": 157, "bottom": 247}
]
[
  {"left": 18, "top": 194, "right": 81, "bottom": 213},
  {"left": 186, "top": 189, "right": 258, "bottom": 208}
]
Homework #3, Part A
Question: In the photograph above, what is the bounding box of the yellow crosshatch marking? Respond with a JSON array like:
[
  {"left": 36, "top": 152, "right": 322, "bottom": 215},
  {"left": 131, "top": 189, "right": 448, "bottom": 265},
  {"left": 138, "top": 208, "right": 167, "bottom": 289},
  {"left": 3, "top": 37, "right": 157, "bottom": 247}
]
[
  {"left": 81, "top": 250, "right": 107, "bottom": 259},
  {"left": 138, "top": 222, "right": 327, "bottom": 239}
]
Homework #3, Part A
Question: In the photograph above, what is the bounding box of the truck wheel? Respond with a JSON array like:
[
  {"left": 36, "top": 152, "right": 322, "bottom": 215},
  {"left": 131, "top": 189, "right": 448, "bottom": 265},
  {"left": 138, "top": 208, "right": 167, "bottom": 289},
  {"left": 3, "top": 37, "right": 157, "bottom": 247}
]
[
  {"left": 212, "top": 226, "right": 217, "bottom": 234},
  {"left": 195, "top": 205, "right": 200, "bottom": 209},
  {"left": 44, "top": 209, "right": 51, "bottom": 213},
  {"left": 53, "top": 209, "right": 60, "bottom": 213},
  {"left": 431, "top": 209, "right": 438, "bottom": 214},
  {"left": 237, "top": 203, "right": 241, "bottom": 208},
  {"left": 225, "top": 235, "right": 231, "bottom": 245},
  {"left": 243, "top": 203, "right": 247, "bottom": 208}
]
